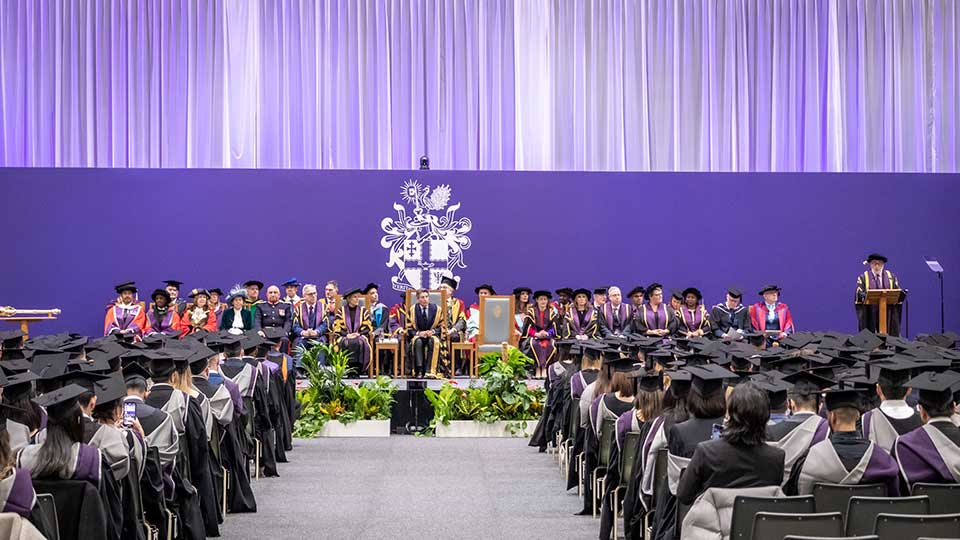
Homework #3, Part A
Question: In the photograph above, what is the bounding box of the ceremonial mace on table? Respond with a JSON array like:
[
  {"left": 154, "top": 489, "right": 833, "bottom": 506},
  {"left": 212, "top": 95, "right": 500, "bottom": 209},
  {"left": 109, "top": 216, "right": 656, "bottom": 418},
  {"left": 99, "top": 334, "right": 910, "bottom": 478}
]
[{"left": 0, "top": 307, "right": 61, "bottom": 339}]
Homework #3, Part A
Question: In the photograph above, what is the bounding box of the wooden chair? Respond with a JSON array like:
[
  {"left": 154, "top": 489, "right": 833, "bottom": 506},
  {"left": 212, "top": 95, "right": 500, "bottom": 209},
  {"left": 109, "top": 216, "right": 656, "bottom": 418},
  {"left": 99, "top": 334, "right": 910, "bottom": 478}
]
[
  {"left": 405, "top": 289, "right": 448, "bottom": 377},
  {"left": 476, "top": 295, "right": 517, "bottom": 373},
  {"left": 333, "top": 293, "right": 376, "bottom": 377}
]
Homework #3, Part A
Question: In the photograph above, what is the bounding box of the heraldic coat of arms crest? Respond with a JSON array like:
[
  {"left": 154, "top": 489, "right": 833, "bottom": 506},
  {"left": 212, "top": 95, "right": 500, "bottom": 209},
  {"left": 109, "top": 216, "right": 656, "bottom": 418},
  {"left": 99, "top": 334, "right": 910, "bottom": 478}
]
[{"left": 380, "top": 180, "right": 473, "bottom": 291}]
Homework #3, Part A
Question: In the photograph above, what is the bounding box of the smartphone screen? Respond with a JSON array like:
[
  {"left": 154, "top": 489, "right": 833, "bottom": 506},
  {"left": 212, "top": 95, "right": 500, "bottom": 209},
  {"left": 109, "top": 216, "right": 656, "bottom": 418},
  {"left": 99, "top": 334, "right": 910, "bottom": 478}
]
[
  {"left": 710, "top": 423, "right": 724, "bottom": 440},
  {"left": 123, "top": 402, "right": 137, "bottom": 427}
]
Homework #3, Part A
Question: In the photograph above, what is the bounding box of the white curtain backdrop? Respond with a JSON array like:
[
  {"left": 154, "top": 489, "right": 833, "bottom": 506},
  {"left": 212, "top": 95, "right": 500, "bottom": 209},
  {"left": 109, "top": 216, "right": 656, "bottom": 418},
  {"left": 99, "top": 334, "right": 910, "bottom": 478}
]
[{"left": 1, "top": 0, "right": 957, "bottom": 171}]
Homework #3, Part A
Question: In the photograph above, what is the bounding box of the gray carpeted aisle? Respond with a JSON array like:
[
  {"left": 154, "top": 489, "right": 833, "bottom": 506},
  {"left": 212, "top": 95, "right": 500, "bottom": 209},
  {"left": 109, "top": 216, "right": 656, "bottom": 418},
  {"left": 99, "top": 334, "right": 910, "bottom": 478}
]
[{"left": 219, "top": 437, "right": 598, "bottom": 539}]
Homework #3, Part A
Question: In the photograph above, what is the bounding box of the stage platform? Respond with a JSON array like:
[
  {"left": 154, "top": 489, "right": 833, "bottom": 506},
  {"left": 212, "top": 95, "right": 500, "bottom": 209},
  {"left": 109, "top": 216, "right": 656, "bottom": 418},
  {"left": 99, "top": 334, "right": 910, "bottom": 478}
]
[{"left": 296, "top": 376, "right": 545, "bottom": 391}]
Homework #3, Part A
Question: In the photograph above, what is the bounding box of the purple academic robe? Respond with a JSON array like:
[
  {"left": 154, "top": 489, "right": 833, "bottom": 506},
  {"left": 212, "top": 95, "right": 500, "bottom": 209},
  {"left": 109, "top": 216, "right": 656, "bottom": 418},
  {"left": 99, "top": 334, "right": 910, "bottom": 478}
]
[
  {"left": 145, "top": 309, "right": 180, "bottom": 337},
  {"left": 616, "top": 409, "right": 639, "bottom": 450},
  {"left": 571, "top": 371, "right": 588, "bottom": 399},
  {"left": 339, "top": 307, "right": 371, "bottom": 372},
  {"left": 895, "top": 422, "right": 960, "bottom": 485},
  {"left": 601, "top": 302, "right": 631, "bottom": 335}
]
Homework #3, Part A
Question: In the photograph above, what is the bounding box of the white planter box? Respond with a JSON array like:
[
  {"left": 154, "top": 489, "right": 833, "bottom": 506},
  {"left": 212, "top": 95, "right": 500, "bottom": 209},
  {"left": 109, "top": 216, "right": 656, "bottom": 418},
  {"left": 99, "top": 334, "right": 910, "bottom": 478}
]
[
  {"left": 316, "top": 419, "right": 391, "bottom": 437},
  {"left": 435, "top": 419, "right": 538, "bottom": 438}
]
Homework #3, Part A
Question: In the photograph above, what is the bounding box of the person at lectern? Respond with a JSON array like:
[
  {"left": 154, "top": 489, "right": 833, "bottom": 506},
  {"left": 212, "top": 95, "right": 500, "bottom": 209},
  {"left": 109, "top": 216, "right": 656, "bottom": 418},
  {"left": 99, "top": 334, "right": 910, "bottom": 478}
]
[{"left": 855, "top": 252, "right": 903, "bottom": 336}]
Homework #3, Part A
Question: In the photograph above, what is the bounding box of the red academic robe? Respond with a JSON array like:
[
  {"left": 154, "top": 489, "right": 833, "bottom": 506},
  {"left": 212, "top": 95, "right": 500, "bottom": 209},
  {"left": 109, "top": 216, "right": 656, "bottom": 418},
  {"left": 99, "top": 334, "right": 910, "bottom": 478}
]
[{"left": 749, "top": 302, "right": 795, "bottom": 335}]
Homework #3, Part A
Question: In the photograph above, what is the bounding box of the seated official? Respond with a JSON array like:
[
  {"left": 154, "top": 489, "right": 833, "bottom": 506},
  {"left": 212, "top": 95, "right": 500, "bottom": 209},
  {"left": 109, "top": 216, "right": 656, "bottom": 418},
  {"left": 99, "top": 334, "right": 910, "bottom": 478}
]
[
  {"left": 626, "top": 285, "right": 645, "bottom": 318},
  {"left": 208, "top": 287, "right": 225, "bottom": 328},
  {"left": 332, "top": 288, "right": 374, "bottom": 373},
  {"left": 676, "top": 287, "right": 712, "bottom": 338},
  {"left": 512, "top": 287, "right": 531, "bottom": 344},
  {"left": 282, "top": 278, "right": 302, "bottom": 307},
  {"left": 181, "top": 288, "right": 218, "bottom": 335},
  {"left": 895, "top": 370, "right": 960, "bottom": 486},
  {"left": 254, "top": 286, "right": 293, "bottom": 345},
  {"left": 406, "top": 289, "right": 443, "bottom": 378},
  {"left": 163, "top": 279, "right": 188, "bottom": 317},
  {"left": 630, "top": 283, "right": 677, "bottom": 338},
  {"left": 597, "top": 286, "right": 631, "bottom": 337},
  {"left": 364, "top": 283, "right": 389, "bottom": 341},
  {"left": 787, "top": 385, "right": 900, "bottom": 496},
  {"left": 520, "top": 290, "right": 557, "bottom": 377},
  {"left": 748, "top": 284, "right": 795, "bottom": 345},
  {"left": 145, "top": 288, "right": 182, "bottom": 337},
  {"left": 711, "top": 287, "right": 751, "bottom": 340},
  {"left": 566, "top": 288, "right": 597, "bottom": 340},
  {"left": 104, "top": 281, "right": 147, "bottom": 339},
  {"left": 439, "top": 277, "right": 467, "bottom": 347},
  {"left": 293, "top": 284, "right": 329, "bottom": 354},
  {"left": 676, "top": 381, "right": 785, "bottom": 504},
  {"left": 221, "top": 291, "right": 254, "bottom": 335}
]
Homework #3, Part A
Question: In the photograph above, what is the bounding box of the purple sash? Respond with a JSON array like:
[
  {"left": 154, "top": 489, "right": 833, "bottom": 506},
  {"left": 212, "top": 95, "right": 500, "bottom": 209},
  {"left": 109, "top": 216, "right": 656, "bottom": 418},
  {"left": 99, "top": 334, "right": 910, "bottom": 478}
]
[
  {"left": 680, "top": 305, "right": 705, "bottom": 331},
  {"left": 643, "top": 303, "right": 668, "bottom": 330},
  {"left": 896, "top": 424, "right": 959, "bottom": 485},
  {"left": 571, "top": 372, "right": 587, "bottom": 398},
  {"left": 570, "top": 307, "right": 593, "bottom": 335},
  {"left": 603, "top": 303, "right": 630, "bottom": 331},
  {"left": 74, "top": 444, "right": 101, "bottom": 486},
  {"left": 1, "top": 468, "right": 35, "bottom": 516}
]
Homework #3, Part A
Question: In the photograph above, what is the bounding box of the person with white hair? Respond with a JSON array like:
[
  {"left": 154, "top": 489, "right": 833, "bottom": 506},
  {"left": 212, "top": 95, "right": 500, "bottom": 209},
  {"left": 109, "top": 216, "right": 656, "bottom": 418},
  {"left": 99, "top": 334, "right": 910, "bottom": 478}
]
[
  {"left": 598, "top": 286, "right": 630, "bottom": 337},
  {"left": 293, "top": 284, "right": 328, "bottom": 354}
]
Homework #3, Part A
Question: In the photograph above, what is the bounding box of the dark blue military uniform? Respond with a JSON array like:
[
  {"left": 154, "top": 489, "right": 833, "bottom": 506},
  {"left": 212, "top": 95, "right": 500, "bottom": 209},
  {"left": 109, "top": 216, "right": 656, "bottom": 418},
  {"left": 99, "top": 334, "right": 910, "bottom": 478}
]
[{"left": 255, "top": 301, "right": 293, "bottom": 333}]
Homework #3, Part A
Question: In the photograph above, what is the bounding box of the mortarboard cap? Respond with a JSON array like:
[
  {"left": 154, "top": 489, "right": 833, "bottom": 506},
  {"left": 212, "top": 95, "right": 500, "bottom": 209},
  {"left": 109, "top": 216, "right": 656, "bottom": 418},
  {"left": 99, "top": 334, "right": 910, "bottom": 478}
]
[
  {"left": 848, "top": 329, "right": 885, "bottom": 351},
  {"left": 757, "top": 284, "right": 781, "bottom": 295},
  {"left": 822, "top": 383, "right": 865, "bottom": 411},
  {"left": 0, "top": 330, "right": 24, "bottom": 348},
  {"left": 440, "top": 276, "right": 458, "bottom": 290},
  {"left": 162, "top": 280, "right": 183, "bottom": 289},
  {"left": 906, "top": 370, "right": 960, "bottom": 411},
  {"left": 93, "top": 373, "right": 127, "bottom": 404},
  {"left": 475, "top": 284, "right": 496, "bottom": 295},
  {"left": 1, "top": 371, "right": 38, "bottom": 402},
  {"left": 782, "top": 369, "right": 834, "bottom": 397},
  {"left": 122, "top": 362, "right": 151, "bottom": 385},
  {"left": 687, "top": 364, "right": 737, "bottom": 397},
  {"left": 114, "top": 281, "right": 138, "bottom": 294},
  {"left": 283, "top": 278, "right": 301, "bottom": 287},
  {"left": 637, "top": 370, "right": 664, "bottom": 392},
  {"left": 594, "top": 287, "right": 608, "bottom": 295},
  {"left": 726, "top": 287, "right": 743, "bottom": 299},
  {"left": 32, "top": 384, "right": 88, "bottom": 413},
  {"left": 262, "top": 327, "right": 286, "bottom": 342}
]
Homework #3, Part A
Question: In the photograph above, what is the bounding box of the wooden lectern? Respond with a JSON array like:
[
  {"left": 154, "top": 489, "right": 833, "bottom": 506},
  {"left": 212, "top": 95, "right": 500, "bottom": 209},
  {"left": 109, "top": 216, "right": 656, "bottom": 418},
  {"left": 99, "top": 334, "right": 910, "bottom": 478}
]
[
  {"left": 863, "top": 289, "right": 904, "bottom": 335},
  {"left": 0, "top": 307, "right": 61, "bottom": 339}
]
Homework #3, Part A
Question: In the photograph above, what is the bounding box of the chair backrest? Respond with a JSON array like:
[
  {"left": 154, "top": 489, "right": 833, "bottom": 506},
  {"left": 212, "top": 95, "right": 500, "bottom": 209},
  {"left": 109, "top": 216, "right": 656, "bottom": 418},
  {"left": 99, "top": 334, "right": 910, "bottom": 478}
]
[
  {"left": 34, "top": 479, "right": 107, "bottom": 540},
  {"left": 619, "top": 431, "right": 642, "bottom": 489},
  {"left": 650, "top": 448, "right": 668, "bottom": 510},
  {"left": 566, "top": 397, "right": 581, "bottom": 440},
  {"left": 598, "top": 418, "right": 616, "bottom": 469},
  {"left": 478, "top": 295, "right": 516, "bottom": 347},
  {"left": 911, "top": 483, "right": 960, "bottom": 515},
  {"left": 845, "top": 496, "right": 930, "bottom": 536},
  {"left": 874, "top": 513, "right": 960, "bottom": 540},
  {"left": 406, "top": 289, "right": 448, "bottom": 328},
  {"left": 730, "top": 495, "right": 816, "bottom": 540},
  {"left": 35, "top": 493, "right": 60, "bottom": 540},
  {"left": 752, "top": 512, "right": 844, "bottom": 540},
  {"left": 814, "top": 483, "right": 887, "bottom": 518}
]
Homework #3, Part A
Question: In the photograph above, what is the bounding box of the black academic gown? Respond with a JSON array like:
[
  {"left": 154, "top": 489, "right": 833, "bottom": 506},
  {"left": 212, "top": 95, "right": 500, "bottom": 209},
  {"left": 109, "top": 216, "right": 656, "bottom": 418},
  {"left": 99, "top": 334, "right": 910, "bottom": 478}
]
[
  {"left": 652, "top": 417, "right": 723, "bottom": 540},
  {"left": 185, "top": 396, "right": 220, "bottom": 536},
  {"left": 675, "top": 439, "right": 785, "bottom": 505},
  {"left": 265, "top": 365, "right": 291, "bottom": 464},
  {"left": 565, "top": 370, "right": 600, "bottom": 491},
  {"left": 250, "top": 360, "right": 279, "bottom": 477},
  {"left": 81, "top": 418, "right": 122, "bottom": 540},
  {"left": 128, "top": 400, "right": 171, "bottom": 540},
  {"left": 145, "top": 387, "right": 206, "bottom": 540},
  {"left": 598, "top": 400, "right": 640, "bottom": 540}
]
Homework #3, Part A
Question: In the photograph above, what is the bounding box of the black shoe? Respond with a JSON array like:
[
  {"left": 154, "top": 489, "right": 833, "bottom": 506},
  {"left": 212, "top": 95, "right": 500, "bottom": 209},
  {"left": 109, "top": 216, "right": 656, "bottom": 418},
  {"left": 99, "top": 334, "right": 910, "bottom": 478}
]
[{"left": 574, "top": 508, "right": 591, "bottom": 516}]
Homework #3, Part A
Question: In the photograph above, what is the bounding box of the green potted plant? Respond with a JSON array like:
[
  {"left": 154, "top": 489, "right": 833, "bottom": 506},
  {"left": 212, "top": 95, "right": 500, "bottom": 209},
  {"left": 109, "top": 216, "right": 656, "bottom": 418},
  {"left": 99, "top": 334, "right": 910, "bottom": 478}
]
[
  {"left": 293, "top": 343, "right": 398, "bottom": 437},
  {"left": 425, "top": 346, "right": 545, "bottom": 437}
]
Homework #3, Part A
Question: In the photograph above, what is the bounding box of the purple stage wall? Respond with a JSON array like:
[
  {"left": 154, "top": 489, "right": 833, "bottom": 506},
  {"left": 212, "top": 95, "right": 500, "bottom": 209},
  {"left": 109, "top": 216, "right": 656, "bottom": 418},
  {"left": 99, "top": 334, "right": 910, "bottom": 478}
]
[{"left": 2, "top": 168, "right": 958, "bottom": 338}]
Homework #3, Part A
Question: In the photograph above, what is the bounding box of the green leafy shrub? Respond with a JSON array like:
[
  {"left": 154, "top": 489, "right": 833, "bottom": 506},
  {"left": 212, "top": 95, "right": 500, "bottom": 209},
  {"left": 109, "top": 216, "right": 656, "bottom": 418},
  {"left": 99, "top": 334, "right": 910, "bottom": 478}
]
[
  {"left": 293, "top": 344, "right": 398, "bottom": 437},
  {"left": 423, "top": 346, "right": 545, "bottom": 433}
]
